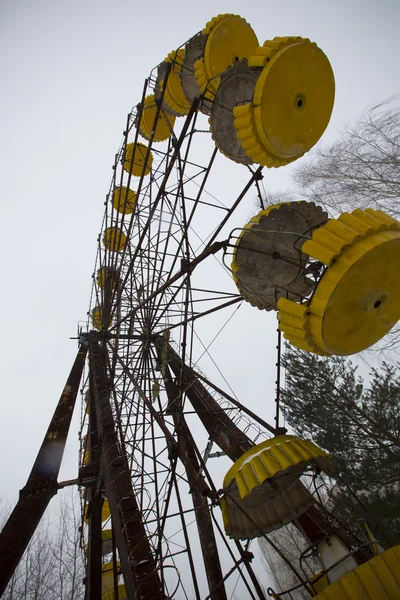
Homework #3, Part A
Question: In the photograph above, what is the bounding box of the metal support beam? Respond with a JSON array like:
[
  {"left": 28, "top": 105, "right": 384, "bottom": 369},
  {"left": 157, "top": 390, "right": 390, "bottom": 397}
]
[
  {"left": 89, "top": 337, "right": 165, "bottom": 600},
  {"left": 0, "top": 343, "right": 88, "bottom": 596},
  {"left": 155, "top": 338, "right": 252, "bottom": 461},
  {"left": 157, "top": 340, "right": 367, "bottom": 563},
  {"left": 85, "top": 375, "right": 103, "bottom": 600},
  {"left": 161, "top": 365, "right": 228, "bottom": 600}
]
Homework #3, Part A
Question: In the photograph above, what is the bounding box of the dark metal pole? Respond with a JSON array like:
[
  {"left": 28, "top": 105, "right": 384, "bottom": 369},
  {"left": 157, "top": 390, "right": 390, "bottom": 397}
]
[
  {"left": 158, "top": 339, "right": 367, "bottom": 562},
  {"left": 274, "top": 328, "right": 282, "bottom": 435},
  {"left": 85, "top": 375, "right": 103, "bottom": 600},
  {"left": 155, "top": 338, "right": 252, "bottom": 461},
  {"left": 89, "top": 337, "right": 166, "bottom": 600},
  {"left": 161, "top": 365, "right": 228, "bottom": 600},
  {"left": 0, "top": 343, "right": 88, "bottom": 596}
]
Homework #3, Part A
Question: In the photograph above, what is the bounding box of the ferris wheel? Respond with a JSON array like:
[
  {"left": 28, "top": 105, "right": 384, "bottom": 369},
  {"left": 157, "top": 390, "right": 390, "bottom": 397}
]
[{"left": 1, "top": 12, "right": 400, "bottom": 600}]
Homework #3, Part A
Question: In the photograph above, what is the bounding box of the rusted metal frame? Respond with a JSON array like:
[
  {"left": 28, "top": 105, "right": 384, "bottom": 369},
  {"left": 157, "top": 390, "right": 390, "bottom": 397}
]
[
  {"left": 252, "top": 167, "right": 265, "bottom": 211},
  {"left": 85, "top": 374, "right": 103, "bottom": 600},
  {"left": 113, "top": 239, "right": 226, "bottom": 335},
  {"left": 101, "top": 85, "right": 145, "bottom": 305},
  {"left": 112, "top": 526, "right": 119, "bottom": 600},
  {"left": 100, "top": 123, "right": 118, "bottom": 321},
  {"left": 118, "top": 345, "right": 146, "bottom": 455},
  {"left": 108, "top": 340, "right": 210, "bottom": 577},
  {"left": 172, "top": 473, "right": 202, "bottom": 600},
  {"left": 233, "top": 541, "right": 268, "bottom": 600},
  {"left": 176, "top": 151, "right": 193, "bottom": 404},
  {"left": 109, "top": 379, "right": 129, "bottom": 469},
  {"left": 161, "top": 363, "right": 228, "bottom": 600},
  {"left": 0, "top": 343, "right": 88, "bottom": 596},
  {"left": 138, "top": 349, "right": 149, "bottom": 512},
  {"left": 155, "top": 339, "right": 252, "bottom": 461},
  {"left": 165, "top": 143, "right": 196, "bottom": 403},
  {"left": 110, "top": 97, "right": 201, "bottom": 327},
  {"left": 180, "top": 357, "right": 276, "bottom": 435},
  {"left": 101, "top": 73, "right": 170, "bottom": 317},
  {"left": 116, "top": 345, "right": 148, "bottom": 475},
  {"left": 221, "top": 490, "right": 311, "bottom": 597},
  {"left": 144, "top": 506, "right": 196, "bottom": 524},
  {"left": 159, "top": 341, "right": 359, "bottom": 562},
  {"left": 147, "top": 112, "right": 201, "bottom": 310},
  {"left": 108, "top": 340, "right": 212, "bottom": 497},
  {"left": 118, "top": 119, "right": 215, "bottom": 333},
  {"left": 150, "top": 276, "right": 189, "bottom": 333},
  {"left": 153, "top": 295, "right": 242, "bottom": 336},
  {"left": 89, "top": 338, "right": 165, "bottom": 600},
  {"left": 208, "top": 510, "right": 259, "bottom": 600},
  {"left": 106, "top": 77, "right": 153, "bottom": 288},
  {"left": 274, "top": 328, "right": 282, "bottom": 435},
  {"left": 144, "top": 190, "right": 172, "bottom": 318},
  {"left": 148, "top": 345, "right": 219, "bottom": 498},
  {"left": 110, "top": 349, "right": 209, "bottom": 591},
  {"left": 142, "top": 350, "right": 164, "bottom": 545},
  {"left": 107, "top": 132, "right": 167, "bottom": 318},
  {"left": 207, "top": 166, "right": 263, "bottom": 247},
  {"left": 183, "top": 196, "right": 229, "bottom": 211},
  {"left": 153, "top": 453, "right": 179, "bottom": 581},
  {"left": 146, "top": 184, "right": 187, "bottom": 332},
  {"left": 296, "top": 505, "right": 372, "bottom": 565},
  {"left": 150, "top": 144, "right": 219, "bottom": 325}
]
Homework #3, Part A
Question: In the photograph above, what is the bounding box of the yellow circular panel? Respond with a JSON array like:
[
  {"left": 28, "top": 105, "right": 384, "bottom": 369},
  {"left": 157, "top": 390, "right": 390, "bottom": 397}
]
[
  {"left": 84, "top": 498, "right": 111, "bottom": 524},
  {"left": 314, "top": 545, "right": 400, "bottom": 599},
  {"left": 91, "top": 305, "right": 102, "bottom": 330},
  {"left": 221, "top": 435, "right": 333, "bottom": 539},
  {"left": 123, "top": 142, "right": 153, "bottom": 177},
  {"left": 139, "top": 94, "right": 175, "bottom": 141},
  {"left": 223, "top": 435, "right": 332, "bottom": 496},
  {"left": 103, "top": 227, "right": 127, "bottom": 252},
  {"left": 253, "top": 41, "right": 334, "bottom": 159},
  {"left": 164, "top": 50, "right": 191, "bottom": 115},
  {"left": 278, "top": 209, "right": 400, "bottom": 356},
  {"left": 315, "top": 232, "right": 400, "bottom": 355},
  {"left": 91, "top": 305, "right": 111, "bottom": 330},
  {"left": 112, "top": 186, "right": 137, "bottom": 215},
  {"left": 96, "top": 266, "right": 119, "bottom": 290},
  {"left": 203, "top": 15, "right": 258, "bottom": 94}
]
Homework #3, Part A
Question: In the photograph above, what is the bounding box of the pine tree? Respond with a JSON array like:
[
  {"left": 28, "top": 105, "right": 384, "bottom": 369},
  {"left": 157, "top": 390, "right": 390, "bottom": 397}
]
[{"left": 281, "top": 345, "right": 400, "bottom": 546}]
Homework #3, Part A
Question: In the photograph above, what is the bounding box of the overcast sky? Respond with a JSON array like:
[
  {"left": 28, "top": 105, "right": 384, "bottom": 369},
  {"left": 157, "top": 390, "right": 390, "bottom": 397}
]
[{"left": 0, "top": 0, "right": 399, "bottom": 569}]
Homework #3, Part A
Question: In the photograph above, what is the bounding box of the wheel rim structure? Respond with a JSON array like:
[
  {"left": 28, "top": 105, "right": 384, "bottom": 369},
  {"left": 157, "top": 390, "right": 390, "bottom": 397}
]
[
  {"left": 80, "top": 14, "right": 337, "bottom": 600},
  {"left": 83, "top": 82, "right": 277, "bottom": 599}
]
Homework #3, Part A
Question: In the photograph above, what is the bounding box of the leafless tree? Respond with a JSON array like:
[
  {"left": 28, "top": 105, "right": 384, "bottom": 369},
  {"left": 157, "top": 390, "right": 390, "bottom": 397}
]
[
  {"left": 294, "top": 96, "right": 400, "bottom": 218},
  {"left": 1, "top": 489, "right": 85, "bottom": 600},
  {"left": 258, "top": 520, "right": 320, "bottom": 600}
]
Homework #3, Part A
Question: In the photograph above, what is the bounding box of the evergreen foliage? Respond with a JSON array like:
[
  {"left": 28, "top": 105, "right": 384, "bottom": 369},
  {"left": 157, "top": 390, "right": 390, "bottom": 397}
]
[{"left": 281, "top": 345, "right": 400, "bottom": 546}]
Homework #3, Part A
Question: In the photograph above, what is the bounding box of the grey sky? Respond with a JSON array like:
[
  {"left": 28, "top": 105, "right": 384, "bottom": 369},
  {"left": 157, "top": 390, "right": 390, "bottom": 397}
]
[{"left": 0, "top": 2, "right": 399, "bottom": 585}]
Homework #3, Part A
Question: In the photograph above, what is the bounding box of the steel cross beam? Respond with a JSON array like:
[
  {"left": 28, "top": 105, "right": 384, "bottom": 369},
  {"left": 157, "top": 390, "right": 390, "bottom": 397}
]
[
  {"left": 161, "top": 364, "right": 228, "bottom": 600},
  {"left": 88, "top": 337, "right": 165, "bottom": 600},
  {"left": 155, "top": 337, "right": 253, "bottom": 462},
  {"left": 84, "top": 375, "right": 103, "bottom": 600},
  {"left": 0, "top": 343, "right": 88, "bottom": 596},
  {"left": 156, "top": 339, "right": 368, "bottom": 561}
]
